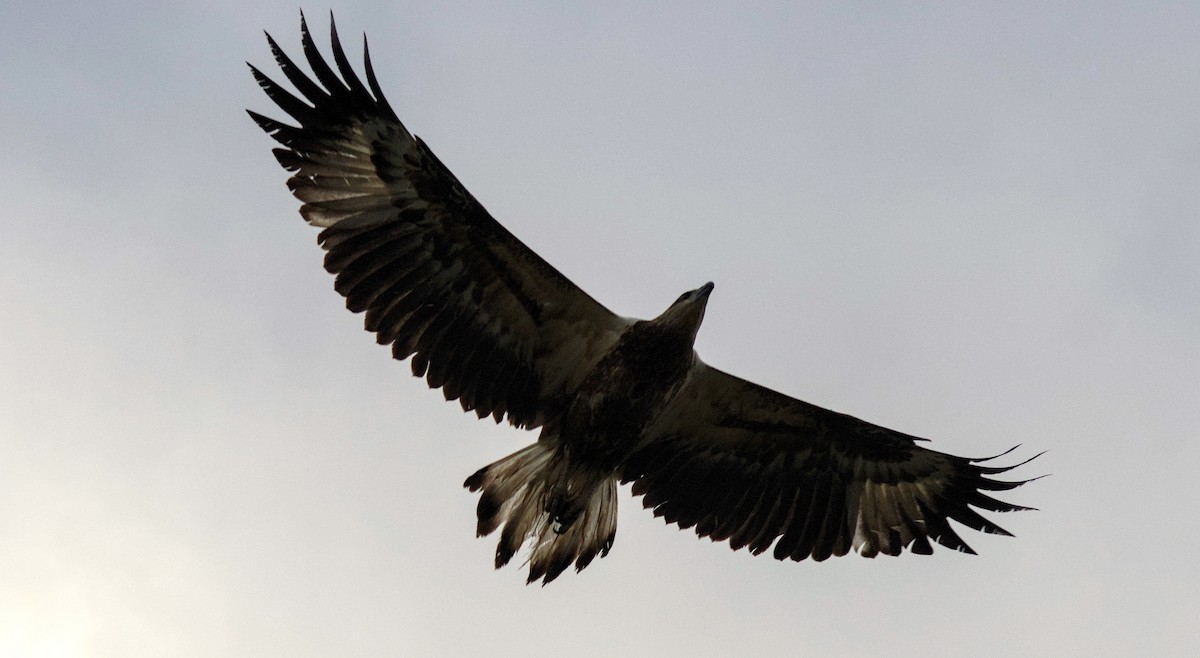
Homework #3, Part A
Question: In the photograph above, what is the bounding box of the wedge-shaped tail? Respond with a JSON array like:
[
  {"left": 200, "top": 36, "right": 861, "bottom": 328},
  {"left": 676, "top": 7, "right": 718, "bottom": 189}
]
[{"left": 465, "top": 443, "right": 618, "bottom": 585}]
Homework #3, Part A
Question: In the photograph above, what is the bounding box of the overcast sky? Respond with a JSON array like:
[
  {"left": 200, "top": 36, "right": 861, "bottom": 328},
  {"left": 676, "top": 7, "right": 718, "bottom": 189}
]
[{"left": 2, "top": 1, "right": 1198, "bottom": 656}]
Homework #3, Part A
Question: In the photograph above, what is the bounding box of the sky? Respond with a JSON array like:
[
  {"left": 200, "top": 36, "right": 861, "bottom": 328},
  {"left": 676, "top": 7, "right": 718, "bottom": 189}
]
[{"left": 2, "top": 1, "right": 1198, "bottom": 656}]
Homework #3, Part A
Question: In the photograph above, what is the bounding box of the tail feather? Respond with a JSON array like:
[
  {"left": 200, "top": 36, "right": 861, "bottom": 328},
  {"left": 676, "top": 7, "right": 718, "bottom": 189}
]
[
  {"left": 527, "top": 478, "right": 617, "bottom": 584},
  {"left": 466, "top": 443, "right": 552, "bottom": 538},
  {"left": 464, "top": 442, "right": 618, "bottom": 585}
]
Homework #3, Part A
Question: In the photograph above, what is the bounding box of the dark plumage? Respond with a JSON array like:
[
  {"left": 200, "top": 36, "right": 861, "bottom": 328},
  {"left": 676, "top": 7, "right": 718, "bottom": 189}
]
[{"left": 249, "top": 14, "right": 1041, "bottom": 585}]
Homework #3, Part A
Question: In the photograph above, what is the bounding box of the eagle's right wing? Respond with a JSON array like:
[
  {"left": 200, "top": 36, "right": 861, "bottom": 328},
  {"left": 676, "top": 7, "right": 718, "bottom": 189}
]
[
  {"left": 623, "top": 361, "right": 1041, "bottom": 560},
  {"left": 248, "top": 16, "right": 631, "bottom": 429}
]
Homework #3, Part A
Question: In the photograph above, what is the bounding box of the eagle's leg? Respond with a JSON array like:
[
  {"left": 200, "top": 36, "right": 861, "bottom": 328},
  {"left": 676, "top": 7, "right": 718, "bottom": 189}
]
[{"left": 546, "top": 480, "right": 590, "bottom": 533}]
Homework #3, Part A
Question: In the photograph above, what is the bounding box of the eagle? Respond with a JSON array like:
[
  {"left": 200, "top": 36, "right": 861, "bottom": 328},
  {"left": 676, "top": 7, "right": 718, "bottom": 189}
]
[{"left": 248, "top": 15, "right": 1040, "bottom": 585}]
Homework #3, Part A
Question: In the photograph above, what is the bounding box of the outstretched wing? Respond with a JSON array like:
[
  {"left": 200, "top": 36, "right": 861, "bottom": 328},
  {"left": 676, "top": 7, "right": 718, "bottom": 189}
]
[
  {"left": 248, "top": 16, "right": 630, "bottom": 429},
  {"left": 622, "top": 362, "right": 1040, "bottom": 560}
]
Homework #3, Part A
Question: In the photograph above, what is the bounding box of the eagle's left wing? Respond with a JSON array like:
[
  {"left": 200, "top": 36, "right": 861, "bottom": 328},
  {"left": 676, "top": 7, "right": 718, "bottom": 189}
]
[
  {"left": 248, "top": 16, "right": 632, "bottom": 430},
  {"left": 622, "top": 361, "right": 1039, "bottom": 561}
]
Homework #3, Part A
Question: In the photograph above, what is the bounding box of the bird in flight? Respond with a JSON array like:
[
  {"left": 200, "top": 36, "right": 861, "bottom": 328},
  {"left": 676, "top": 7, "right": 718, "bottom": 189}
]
[{"left": 248, "top": 14, "right": 1040, "bottom": 585}]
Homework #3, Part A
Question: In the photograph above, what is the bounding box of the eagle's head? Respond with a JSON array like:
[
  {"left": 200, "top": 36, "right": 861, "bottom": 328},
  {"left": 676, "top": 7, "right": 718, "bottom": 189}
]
[{"left": 651, "top": 281, "right": 714, "bottom": 345}]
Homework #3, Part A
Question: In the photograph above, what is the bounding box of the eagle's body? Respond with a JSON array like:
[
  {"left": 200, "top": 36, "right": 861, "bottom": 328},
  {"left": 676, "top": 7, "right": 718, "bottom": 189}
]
[
  {"left": 250, "top": 16, "right": 1039, "bottom": 585},
  {"left": 559, "top": 290, "right": 708, "bottom": 471},
  {"left": 468, "top": 294, "right": 710, "bottom": 580}
]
